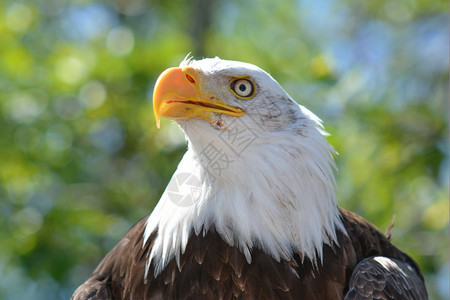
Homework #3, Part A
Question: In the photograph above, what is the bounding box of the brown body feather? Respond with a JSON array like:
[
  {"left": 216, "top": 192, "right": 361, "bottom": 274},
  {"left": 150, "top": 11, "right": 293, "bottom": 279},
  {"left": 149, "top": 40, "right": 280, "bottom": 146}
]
[{"left": 72, "top": 208, "right": 427, "bottom": 300}]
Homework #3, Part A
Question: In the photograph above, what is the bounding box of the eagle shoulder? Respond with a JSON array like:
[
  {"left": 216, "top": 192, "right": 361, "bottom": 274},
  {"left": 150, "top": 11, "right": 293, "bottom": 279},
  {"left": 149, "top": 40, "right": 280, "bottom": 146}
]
[
  {"left": 345, "top": 256, "right": 428, "bottom": 300},
  {"left": 72, "top": 209, "right": 428, "bottom": 300},
  {"left": 340, "top": 208, "right": 428, "bottom": 300},
  {"left": 70, "top": 275, "right": 111, "bottom": 300},
  {"left": 71, "top": 217, "right": 153, "bottom": 300}
]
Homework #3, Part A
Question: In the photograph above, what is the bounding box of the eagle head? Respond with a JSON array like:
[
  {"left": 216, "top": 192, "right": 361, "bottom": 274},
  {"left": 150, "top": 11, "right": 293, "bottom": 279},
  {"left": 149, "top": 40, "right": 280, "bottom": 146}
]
[
  {"left": 154, "top": 57, "right": 314, "bottom": 138},
  {"left": 146, "top": 57, "right": 344, "bottom": 276}
]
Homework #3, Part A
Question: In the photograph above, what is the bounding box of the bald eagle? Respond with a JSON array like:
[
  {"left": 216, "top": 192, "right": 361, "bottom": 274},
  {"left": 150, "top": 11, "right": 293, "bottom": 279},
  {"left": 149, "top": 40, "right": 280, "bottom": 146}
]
[{"left": 72, "top": 57, "right": 428, "bottom": 299}]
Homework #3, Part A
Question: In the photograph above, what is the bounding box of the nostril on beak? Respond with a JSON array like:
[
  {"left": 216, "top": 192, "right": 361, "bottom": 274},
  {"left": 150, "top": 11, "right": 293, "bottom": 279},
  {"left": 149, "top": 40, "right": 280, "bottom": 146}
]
[{"left": 186, "top": 73, "right": 196, "bottom": 84}]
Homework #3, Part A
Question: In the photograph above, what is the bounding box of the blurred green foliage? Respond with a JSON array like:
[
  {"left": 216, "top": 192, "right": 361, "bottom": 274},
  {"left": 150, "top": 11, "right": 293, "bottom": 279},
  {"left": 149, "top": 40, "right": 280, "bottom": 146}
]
[{"left": 0, "top": 0, "right": 447, "bottom": 299}]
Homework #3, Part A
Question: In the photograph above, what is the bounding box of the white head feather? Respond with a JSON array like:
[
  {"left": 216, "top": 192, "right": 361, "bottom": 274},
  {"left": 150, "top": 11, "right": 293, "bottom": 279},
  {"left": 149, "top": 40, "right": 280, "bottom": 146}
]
[{"left": 144, "top": 57, "right": 345, "bottom": 276}]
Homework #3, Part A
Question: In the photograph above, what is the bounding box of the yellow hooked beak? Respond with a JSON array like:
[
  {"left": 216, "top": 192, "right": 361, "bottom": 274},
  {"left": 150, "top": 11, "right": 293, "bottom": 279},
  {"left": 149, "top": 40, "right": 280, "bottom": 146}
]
[{"left": 153, "top": 67, "right": 245, "bottom": 128}]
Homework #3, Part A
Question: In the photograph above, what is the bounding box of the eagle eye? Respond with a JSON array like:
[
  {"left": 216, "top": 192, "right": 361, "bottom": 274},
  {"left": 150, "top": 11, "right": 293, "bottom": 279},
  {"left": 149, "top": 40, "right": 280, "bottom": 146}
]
[{"left": 231, "top": 78, "right": 255, "bottom": 99}]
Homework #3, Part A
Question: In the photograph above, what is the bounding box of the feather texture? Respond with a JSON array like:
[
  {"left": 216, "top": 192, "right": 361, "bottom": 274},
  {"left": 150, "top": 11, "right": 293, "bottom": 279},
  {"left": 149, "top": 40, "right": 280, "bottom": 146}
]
[{"left": 72, "top": 209, "right": 427, "bottom": 300}]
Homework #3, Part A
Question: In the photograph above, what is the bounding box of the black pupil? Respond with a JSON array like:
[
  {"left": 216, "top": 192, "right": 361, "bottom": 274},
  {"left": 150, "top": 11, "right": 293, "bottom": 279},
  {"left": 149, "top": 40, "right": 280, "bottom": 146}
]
[{"left": 239, "top": 84, "right": 247, "bottom": 92}]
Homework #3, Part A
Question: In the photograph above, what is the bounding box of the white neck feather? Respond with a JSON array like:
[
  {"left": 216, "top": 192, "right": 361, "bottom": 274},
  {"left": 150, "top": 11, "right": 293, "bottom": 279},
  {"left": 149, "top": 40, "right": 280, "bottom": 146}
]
[{"left": 144, "top": 106, "right": 345, "bottom": 277}]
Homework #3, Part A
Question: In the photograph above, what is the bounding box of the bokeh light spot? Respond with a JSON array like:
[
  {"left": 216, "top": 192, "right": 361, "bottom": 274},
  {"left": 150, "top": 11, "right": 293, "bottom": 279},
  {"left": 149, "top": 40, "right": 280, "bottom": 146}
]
[
  {"left": 53, "top": 96, "right": 84, "bottom": 120},
  {"left": 5, "top": 92, "right": 48, "bottom": 124},
  {"left": 15, "top": 207, "right": 43, "bottom": 236},
  {"left": 79, "top": 81, "right": 107, "bottom": 109},
  {"left": 5, "top": 3, "right": 33, "bottom": 32},
  {"left": 106, "top": 26, "right": 135, "bottom": 57},
  {"left": 45, "top": 124, "right": 74, "bottom": 153},
  {"left": 55, "top": 56, "right": 89, "bottom": 85},
  {"left": 89, "top": 118, "right": 124, "bottom": 154}
]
